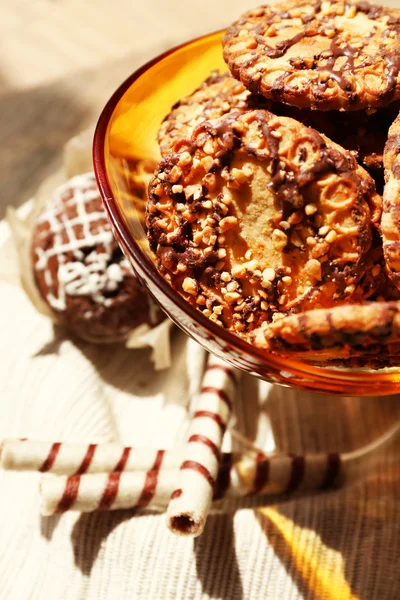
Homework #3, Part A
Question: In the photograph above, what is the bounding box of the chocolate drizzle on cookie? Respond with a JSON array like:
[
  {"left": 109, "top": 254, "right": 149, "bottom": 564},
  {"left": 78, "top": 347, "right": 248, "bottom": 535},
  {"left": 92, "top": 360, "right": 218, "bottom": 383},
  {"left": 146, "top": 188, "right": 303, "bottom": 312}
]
[
  {"left": 223, "top": 0, "right": 400, "bottom": 111},
  {"left": 147, "top": 108, "right": 379, "bottom": 334}
]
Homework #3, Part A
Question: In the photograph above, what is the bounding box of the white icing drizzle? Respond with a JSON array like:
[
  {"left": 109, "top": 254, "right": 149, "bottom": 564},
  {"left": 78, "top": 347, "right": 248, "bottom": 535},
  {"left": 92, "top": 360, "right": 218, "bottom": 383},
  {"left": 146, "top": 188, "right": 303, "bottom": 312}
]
[{"left": 34, "top": 172, "right": 128, "bottom": 312}]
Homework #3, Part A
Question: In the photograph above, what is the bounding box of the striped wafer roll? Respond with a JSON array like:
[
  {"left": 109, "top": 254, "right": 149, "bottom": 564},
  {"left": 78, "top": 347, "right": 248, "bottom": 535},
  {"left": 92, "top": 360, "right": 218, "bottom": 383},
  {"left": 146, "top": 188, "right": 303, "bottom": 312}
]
[
  {"left": 1, "top": 439, "right": 341, "bottom": 494},
  {"left": 0, "top": 440, "right": 182, "bottom": 475},
  {"left": 40, "top": 451, "right": 173, "bottom": 516},
  {"left": 39, "top": 452, "right": 342, "bottom": 515},
  {"left": 221, "top": 452, "right": 342, "bottom": 498},
  {"left": 166, "top": 355, "right": 240, "bottom": 537}
]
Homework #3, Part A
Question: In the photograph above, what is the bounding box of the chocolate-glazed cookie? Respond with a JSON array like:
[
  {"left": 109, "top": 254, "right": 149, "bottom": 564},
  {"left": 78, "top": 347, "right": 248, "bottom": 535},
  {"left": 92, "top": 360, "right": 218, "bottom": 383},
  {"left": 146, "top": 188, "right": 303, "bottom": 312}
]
[
  {"left": 147, "top": 109, "right": 380, "bottom": 335},
  {"left": 251, "top": 301, "right": 400, "bottom": 363},
  {"left": 32, "top": 172, "right": 163, "bottom": 343},
  {"left": 382, "top": 111, "right": 400, "bottom": 290},
  {"left": 223, "top": 0, "right": 400, "bottom": 111},
  {"left": 158, "top": 72, "right": 398, "bottom": 181}
]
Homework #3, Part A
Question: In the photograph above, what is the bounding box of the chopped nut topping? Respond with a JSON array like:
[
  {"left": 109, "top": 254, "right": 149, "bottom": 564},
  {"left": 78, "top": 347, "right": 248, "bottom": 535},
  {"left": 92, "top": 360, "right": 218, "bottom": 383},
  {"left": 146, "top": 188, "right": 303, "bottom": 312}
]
[
  {"left": 305, "top": 259, "right": 322, "bottom": 281},
  {"left": 225, "top": 291, "right": 242, "bottom": 303},
  {"left": 231, "top": 167, "right": 251, "bottom": 184},
  {"left": 345, "top": 4, "right": 357, "bottom": 18},
  {"left": 182, "top": 277, "right": 198, "bottom": 295},
  {"left": 227, "top": 281, "right": 239, "bottom": 292},
  {"left": 312, "top": 241, "right": 329, "bottom": 258},
  {"left": 243, "top": 259, "right": 260, "bottom": 272},
  {"left": 221, "top": 271, "right": 231, "bottom": 283},
  {"left": 272, "top": 229, "right": 288, "bottom": 251},
  {"left": 290, "top": 232, "right": 303, "bottom": 247},
  {"left": 231, "top": 264, "right": 245, "bottom": 278},
  {"left": 262, "top": 267, "right": 276, "bottom": 282},
  {"left": 156, "top": 218, "right": 169, "bottom": 230},
  {"left": 221, "top": 193, "right": 232, "bottom": 206},
  {"left": 203, "top": 139, "right": 215, "bottom": 155},
  {"left": 318, "top": 225, "right": 330, "bottom": 237},
  {"left": 306, "top": 236, "right": 317, "bottom": 247},
  {"left": 325, "top": 230, "right": 337, "bottom": 243},
  {"left": 219, "top": 216, "right": 238, "bottom": 232},
  {"left": 169, "top": 165, "right": 182, "bottom": 183},
  {"left": 178, "top": 152, "right": 192, "bottom": 166}
]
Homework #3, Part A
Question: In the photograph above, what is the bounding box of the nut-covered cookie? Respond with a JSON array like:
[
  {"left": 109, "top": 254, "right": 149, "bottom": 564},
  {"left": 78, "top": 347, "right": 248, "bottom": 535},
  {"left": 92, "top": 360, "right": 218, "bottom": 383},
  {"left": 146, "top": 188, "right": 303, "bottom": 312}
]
[
  {"left": 147, "top": 109, "right": 380, "bottom": 334},
  {"left": 158, "top": 71, "right": 269, "bottom": 156},
  {"left": 251, "top": 301, "right": 400, "bottom": 362},
  {"left": 382, "top": 111, "right": 400, "bottom": 290},
  {"left": 158, "top": 72, "right": 398, "bottom": 179},
  {"left": 222, "top": 0, "right": 400, "bottom": 111},
  {"left": 272, "top": 100, "right": 400, "bottom": 182},
  {"left": 32, "top": 172, "right": 163, "bottom": 343}
]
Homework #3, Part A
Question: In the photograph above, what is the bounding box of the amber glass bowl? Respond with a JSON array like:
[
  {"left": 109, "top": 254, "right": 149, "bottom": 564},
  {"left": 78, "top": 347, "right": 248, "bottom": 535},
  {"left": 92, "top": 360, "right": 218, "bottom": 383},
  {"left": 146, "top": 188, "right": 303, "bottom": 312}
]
[{"left": 93, "top": 31, "right": 400, "bottom": 396}]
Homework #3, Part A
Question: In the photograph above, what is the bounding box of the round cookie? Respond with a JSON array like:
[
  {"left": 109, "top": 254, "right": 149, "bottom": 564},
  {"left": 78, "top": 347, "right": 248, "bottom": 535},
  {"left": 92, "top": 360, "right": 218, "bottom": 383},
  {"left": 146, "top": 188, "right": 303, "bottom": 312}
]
[
  {"left": 271, "top": 100, "right": 400, "bottom": 183},
  {"left": 32, "top": 172, "right": 163, "bottom": 343},
  {"left": 222, "top": 0, "right": 400, "bottom": 111},
  {"left": 158, "top": 71, "right": 398, "bottom": 180},
  {"left": 158, "top": 71, "right": 268, "bottom": 156},
  {"left": 382, "top": 111, "right": 400, "bottom": 290},
  {"left": 147, "top": 109, "right": 380, "bottom": 335},
  {"left": 251, "top": 301, "right": 400, "bottom": 362}
]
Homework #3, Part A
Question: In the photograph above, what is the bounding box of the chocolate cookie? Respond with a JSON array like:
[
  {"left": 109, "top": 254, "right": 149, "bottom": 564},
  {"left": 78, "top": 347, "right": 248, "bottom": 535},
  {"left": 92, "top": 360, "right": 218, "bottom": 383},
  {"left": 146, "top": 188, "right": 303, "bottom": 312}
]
[
  {"left": 158, "top": 71, "right": 397, "bottom": 179},
  {"left": 32, "top": 172, "right": 163, "bottom": 343},
  {"left": 222, "top": 0, "right": 400, "bottom": 111},
  {"left": 251, "top": 301, "right": 400, "bottom": 362},
  {"left": 382, "top": 111, "right": 400, "bottom": 290},
  {"left": 147, "top": 109, "right": 380, "bottom": 335}
]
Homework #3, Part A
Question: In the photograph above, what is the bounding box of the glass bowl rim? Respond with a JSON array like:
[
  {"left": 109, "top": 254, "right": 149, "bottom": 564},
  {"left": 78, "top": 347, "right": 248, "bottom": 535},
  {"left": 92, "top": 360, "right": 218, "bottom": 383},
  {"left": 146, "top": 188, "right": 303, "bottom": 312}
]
[{"left": 92, "top": 30, "right": 399, "bottom": 389}]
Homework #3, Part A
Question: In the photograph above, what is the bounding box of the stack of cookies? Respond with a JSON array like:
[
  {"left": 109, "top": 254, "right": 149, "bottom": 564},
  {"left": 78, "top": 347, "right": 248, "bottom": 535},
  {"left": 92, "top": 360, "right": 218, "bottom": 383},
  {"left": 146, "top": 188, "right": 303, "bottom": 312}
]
[{"left": 146, "top": 0, "right": 400, "bottom": 366}]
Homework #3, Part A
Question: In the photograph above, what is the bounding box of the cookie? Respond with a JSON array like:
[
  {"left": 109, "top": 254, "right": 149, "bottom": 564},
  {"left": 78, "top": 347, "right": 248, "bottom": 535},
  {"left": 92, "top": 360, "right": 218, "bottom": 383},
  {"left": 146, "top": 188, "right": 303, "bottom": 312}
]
[
  {"left": 158, "top": 71, "right": 397, "bottom": 179},
  {"left": 251, "top": 301, "right": 400, "bottom": 362},
  {"left": 32, "top": 172, "right": 163, "bottom": 343},
  {"left": 222, "top": 0, "right": 400, "bottom": 111},
  {"left": 270, "top": 100, "right": 400, "bottom": 182},
  {"left": 382, "top": 111, "right": 400, "bottom": 290},
  {"left": 158, "top": 71, "right": 268, "bottom": 156},
  {"left": 147, "top": 109, "right": 380, "bottom": 335}
]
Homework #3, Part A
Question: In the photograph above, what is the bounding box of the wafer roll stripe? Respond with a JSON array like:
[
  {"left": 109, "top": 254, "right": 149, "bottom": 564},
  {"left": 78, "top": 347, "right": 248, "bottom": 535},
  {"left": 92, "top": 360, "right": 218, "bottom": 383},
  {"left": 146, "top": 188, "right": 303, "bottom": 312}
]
[{"left": 39, "top": 452, "right": 341, "bottom": 515}]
